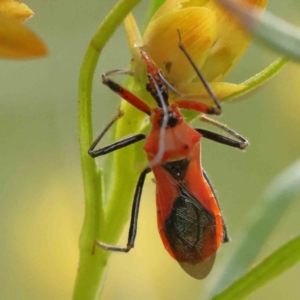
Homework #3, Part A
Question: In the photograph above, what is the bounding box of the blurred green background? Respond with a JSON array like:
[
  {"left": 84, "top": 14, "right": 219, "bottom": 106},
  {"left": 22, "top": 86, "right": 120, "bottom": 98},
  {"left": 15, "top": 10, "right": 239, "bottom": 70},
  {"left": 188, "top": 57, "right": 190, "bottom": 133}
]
[{"left": 1, "top": 0, "right": 300, "bottom": 299}]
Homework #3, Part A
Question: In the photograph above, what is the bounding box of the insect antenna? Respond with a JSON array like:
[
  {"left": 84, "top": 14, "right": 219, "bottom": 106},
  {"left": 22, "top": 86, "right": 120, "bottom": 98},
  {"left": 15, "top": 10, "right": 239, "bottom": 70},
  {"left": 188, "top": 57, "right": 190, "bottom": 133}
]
[
  {"left": 177, "top": 29, "right": 222, "bottom": 114},
  {"left": 148, "top": 73, "right": 169, "bottom": 167}
]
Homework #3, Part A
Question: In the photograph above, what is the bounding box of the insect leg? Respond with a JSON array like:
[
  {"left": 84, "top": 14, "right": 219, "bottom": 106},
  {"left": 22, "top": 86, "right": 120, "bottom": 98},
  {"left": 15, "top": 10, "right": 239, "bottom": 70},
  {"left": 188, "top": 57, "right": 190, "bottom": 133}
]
[
  {"left": 88, "top": 110, "right": 146, "bottom": 157},
  {"left": 175, "top": 99, "right": 220, "bottom": 115},
  {"left": 104, "top": 69, "right": 134, "bottom": 77},
  {"left": 102, "top": 72, "right": 151, "bottom": 115},
  {"left": 94, "top": 167, "right": 151, "bottom": 252},
  {"left": 195, "top": 116, "right": 249, "bottom": 150},
  {"left": 195, "top": 129, "right": 246, "bottom": 150},
  {"left": 177, "top": 29, "right": 221, "bottom": 115}
]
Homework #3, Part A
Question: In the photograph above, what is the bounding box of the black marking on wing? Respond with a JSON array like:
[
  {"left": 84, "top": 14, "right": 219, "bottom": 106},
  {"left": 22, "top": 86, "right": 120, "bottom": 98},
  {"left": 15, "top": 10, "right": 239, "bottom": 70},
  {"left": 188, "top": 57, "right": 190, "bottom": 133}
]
[
  {"left": 162, "top": 159, "right": 190, "bottom": 181},
  {"left": 164, "top": 184, "right": 216, "bottom": 264},
  {"left": 202, "top": 169, "right": 229, "bottom": 243}
]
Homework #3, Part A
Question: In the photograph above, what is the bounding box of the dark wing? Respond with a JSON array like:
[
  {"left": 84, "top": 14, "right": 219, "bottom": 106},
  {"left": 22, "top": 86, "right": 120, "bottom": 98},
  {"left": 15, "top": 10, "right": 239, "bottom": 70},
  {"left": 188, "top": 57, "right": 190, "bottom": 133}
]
[{"left": 164, "top": 183, "right": 217, "bottom": 279}]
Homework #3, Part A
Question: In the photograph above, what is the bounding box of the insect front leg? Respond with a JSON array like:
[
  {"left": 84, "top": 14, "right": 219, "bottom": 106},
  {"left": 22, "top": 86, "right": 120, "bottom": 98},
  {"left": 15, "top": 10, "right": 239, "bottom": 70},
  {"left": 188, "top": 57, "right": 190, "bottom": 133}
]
[
  {"left": 94, "top": 167, "right": 151, "bottom": 253},
  {"left": 102, "top": 71, "right": 151, "bottom": 115},
  {"left": 88, "top": 110, "right": 146, "bottom": 158}
]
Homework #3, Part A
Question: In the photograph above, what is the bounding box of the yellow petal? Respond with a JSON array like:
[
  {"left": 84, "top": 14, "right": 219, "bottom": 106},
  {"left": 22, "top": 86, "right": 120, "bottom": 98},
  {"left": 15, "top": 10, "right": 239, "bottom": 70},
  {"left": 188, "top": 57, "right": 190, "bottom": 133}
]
[
  {"left": 0, "top": 0, "right": 34, "bottom": 23},
  {"left": 143, "top": 7, "right": 216, "bottom": 85},
  {"left": 151, "top": 0, "right": 209, "bottom": 21},
  {"left": 200, "top": 0, "right": 268, "bottom": 82},
  {"left": 172, "top": 81, "right": 247, "bottom": 102},
  {"left": 124, "top": 13, "right": 142, "bottom": 62},
  {"left": 0, "top": 15, "right": 47, "bottom": 59},
  {"left": 124, "top": 13, "right": 144, "bottom": 77}
]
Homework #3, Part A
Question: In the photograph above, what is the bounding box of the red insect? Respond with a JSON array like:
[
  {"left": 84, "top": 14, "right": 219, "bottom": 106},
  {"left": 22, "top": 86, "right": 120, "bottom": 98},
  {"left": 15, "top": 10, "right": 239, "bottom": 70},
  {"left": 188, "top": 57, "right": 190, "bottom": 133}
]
[{"left": 89, "top": 33, "right": 248, "bottom": 279}]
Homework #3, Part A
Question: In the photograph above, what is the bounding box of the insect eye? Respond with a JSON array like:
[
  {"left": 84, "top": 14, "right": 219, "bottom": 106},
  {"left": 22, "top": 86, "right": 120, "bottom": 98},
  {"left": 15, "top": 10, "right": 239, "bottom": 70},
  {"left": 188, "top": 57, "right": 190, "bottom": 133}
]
[{"left": 168, "top": 115, "right": 178, "bottom": 127}]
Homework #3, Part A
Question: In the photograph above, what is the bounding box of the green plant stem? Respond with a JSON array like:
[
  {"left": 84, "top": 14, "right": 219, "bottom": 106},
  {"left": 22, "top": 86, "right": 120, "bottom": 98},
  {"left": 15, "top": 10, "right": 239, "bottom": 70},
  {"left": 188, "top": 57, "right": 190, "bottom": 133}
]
[
  {"left": 223, "top": 56, "right": 288, "bottom": 102},
  {"left": 73, "top": 1, "right": 140, "bottom": 299}
]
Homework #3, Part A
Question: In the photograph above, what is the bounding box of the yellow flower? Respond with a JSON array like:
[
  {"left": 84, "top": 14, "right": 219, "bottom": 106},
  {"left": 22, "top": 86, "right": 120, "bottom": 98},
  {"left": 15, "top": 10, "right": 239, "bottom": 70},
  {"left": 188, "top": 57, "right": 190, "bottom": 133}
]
[
  {"left": 0, "top": 0, "right": 33, "bottom": 22},
  {"left": 125, "top": 0, "right": 267, "bottom": 102},
  {"left": 0, "top": 0, "right": 47, "bottom": 59}
]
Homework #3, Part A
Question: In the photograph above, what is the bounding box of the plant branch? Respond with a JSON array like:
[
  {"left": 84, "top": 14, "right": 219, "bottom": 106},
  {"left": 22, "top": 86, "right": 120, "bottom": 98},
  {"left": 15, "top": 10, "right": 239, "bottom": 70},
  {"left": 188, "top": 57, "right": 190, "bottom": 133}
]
[{"left": 73, "top": 1, "right": 140, "bottom": 299}]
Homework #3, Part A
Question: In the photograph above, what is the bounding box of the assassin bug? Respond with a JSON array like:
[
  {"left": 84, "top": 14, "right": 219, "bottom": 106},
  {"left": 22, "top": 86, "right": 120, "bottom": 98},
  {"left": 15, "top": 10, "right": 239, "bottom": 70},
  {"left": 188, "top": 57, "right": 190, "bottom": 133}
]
[{"left": 89, "top": 32, "right": 248, "bottom": 279}]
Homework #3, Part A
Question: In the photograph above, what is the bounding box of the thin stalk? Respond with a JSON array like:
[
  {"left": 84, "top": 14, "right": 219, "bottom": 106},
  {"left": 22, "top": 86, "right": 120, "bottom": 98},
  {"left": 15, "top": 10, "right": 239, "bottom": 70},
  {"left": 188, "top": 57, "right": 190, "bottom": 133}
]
[{"left": 73, "top": 1, "right": 140, "bottom": 299}]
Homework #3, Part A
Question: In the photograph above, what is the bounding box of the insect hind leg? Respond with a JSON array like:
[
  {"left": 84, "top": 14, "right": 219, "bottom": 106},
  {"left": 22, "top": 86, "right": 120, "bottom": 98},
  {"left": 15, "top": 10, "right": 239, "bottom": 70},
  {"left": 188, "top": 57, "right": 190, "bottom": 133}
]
[{"left": 93, "top": 167, "right": 151, "bottom": 254}]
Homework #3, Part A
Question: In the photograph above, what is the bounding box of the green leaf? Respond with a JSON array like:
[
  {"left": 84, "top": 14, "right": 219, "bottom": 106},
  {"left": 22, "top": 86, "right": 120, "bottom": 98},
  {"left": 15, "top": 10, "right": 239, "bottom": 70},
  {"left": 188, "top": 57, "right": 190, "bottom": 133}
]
[
  {"left": 217, "top": 0, "right": 300, "bottom": 62},
  {"left": 211, "top": 235, "right": 300, "bottom": 300},
  {"left": 211, "top": 159, "right": 300, "bottom": 296}
]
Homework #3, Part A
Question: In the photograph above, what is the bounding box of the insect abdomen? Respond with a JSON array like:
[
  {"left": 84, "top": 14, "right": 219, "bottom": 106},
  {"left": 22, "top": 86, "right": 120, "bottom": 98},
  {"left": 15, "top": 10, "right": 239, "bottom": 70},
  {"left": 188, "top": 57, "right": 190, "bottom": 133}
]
[{"left": 164, "top": 187, "right": 217, "bottom": 264}]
